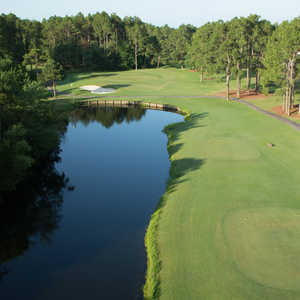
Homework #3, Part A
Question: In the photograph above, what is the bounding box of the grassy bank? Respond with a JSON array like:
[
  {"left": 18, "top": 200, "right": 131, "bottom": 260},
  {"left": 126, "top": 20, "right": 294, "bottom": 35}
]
[{"left": 54, "top": 69, "right": 300, "bottom": 299}]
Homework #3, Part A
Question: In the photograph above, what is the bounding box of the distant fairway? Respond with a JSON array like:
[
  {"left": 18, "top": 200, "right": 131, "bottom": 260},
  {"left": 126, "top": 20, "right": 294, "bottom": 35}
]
[
  {"left": 56, "top": 68, "right": 229, "bottom": 97},
  {"left": 56, "top": 68, "right": 300, "bottom": 299}
]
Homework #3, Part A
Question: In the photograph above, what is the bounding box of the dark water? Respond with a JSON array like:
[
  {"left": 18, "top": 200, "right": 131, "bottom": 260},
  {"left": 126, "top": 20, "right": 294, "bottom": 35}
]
[{"left": 0, "top": 106, "right": 183, "bottom": 300}]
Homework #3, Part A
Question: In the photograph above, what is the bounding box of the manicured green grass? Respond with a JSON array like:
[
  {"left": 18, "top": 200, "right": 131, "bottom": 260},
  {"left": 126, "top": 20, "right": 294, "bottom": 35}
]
[
  {"left": 56, "top": 68, "right": 230, "bottom": 97},
  {"left": 55, "top": 69, "right": 300, "bottom": 299},
  {"left": 144, "top": 97, "right": 300, "bottom": 300}
]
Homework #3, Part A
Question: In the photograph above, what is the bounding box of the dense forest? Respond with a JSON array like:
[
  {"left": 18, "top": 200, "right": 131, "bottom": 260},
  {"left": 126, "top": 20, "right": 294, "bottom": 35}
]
[
  {"left": 0, "top": 12, "right": 196, "bottom": 72},
  {"left": 0, "top": 12, "right": 299, "bottom": 195},
  {"left": 1, "top": 12, "right": 299, "bottom": 105},
  {"left": 1, "top": 12, "right": 299, "bottom": 102},
  {"left": 0, "top": 55, "right": 67, "bottom": 194}
]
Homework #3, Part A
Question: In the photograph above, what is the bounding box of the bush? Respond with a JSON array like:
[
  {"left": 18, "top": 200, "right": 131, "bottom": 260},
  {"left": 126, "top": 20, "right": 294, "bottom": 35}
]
[
  {"left": 262, "top": 86, "right": 269, "bottom": 96},
  {"left": 274, "top": 88, "right": 284, "bottom": 96}
]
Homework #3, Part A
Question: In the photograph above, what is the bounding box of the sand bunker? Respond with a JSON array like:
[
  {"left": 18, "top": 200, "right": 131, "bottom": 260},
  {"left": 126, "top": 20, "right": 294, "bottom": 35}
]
[
  {"left": 80, "top": 85, "right": 100, "bottom": 91},
  {"left": 80, "top": 85, "right": 115, "bottom": 94}
]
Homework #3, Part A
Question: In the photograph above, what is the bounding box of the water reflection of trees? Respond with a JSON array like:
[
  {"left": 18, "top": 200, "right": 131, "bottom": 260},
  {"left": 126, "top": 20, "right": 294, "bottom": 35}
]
[
  {"left": 0, "top": 149, "right": 68, "bottom": 281},
  {"left": 69, "top": 106, "right": 147, "bottom": 128}
]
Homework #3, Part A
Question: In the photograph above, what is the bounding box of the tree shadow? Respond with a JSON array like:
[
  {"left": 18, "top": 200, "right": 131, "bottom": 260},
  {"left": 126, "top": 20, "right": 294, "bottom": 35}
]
[
  {"left": 158, "top": 111, "right": 209, "bottom": 202},
  {"left": 167, "top": 158, "right": 205, "bottom": 195},
  {"left": 57, "top": 73, "right": 118, "bottom": 87},
  {"left": 78, "top": 73, "right": 117, "bottom": 80},
  {"left": 164, "top": 112, "right": 208, "bottom": 146},
  {"left": 102, "top": 84, "right": 131, "bottom": 90},
  {"left": 168, "top": 143, "right": 183, "bottom": 157},
  {"left": 57, "top": 88, "right": 82, "bottom": 95}
]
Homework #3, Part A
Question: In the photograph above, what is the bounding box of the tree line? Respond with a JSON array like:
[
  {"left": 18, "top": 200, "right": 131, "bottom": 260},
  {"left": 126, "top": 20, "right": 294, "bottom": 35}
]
[
  {"left": 0, "top": 57, "right": 67, "bottom": 193},
  {"left": 0, "top": 12, "right": 299, "bottom": 118},
  {"left": 186, "top": 15, "right": 300, "bottom": 114},
  {"left": 0, "top": 12, "right": 196, "bottom": 73}
]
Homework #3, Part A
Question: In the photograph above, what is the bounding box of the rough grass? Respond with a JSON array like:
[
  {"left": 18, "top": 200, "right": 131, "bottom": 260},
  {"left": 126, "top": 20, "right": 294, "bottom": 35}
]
[
  {"left": 54, "top": 69, "right": 300, "bottom": 299},
  {"left": 144, "top": 198, "right": 163, "bottom": 300},
  {"left": 246, "top": 94, "right": 300, "bottom": 123},
  {"left": 244, "top": 79, "right": 300, "bottom": 122}
]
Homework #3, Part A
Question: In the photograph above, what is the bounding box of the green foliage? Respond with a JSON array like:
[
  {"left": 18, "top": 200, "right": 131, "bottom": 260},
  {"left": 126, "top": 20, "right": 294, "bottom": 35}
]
[
  {"left": 262, "top": 18, "right": 300, "bottom": 86},
  {"left": 0, "top": 12, "right": 198, "bottom": 72},
  {"left": 186, "top": 15, "right": 274, "bottom": 97},
  {"left": 0, "top": 58, "right": 25, "bottom": 100},
  {"left": 144, "top": 207, "right": 162, "bottom": 300},
  {"left": 186, "top": 22, "right": 215, "bottom": 73},
  {"left": 0, "top": 57, "right": 67, "bottom": 191},
  {"left": 22, "top": 80, "right": 50, "bottom": 101},
  {"left": 41, "top": 58, "right": 63, "bottom": 82},
  {"left": 0, "top": 14, "right": 25, "bottom": 63},
  {"left": 261, "top": 86, "right": 269, "bottom": 96},
  {"left": 262, "top": 17, "right": 300, "bottom": 113},
  {"left": 41, "top": 58, "right": 63, "bottom": 96}
]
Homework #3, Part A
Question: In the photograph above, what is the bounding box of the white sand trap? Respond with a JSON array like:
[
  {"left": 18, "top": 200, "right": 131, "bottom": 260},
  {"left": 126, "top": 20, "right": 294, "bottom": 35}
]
[
  {"left": 80, "top": 85, "right": 100, "bottom": 91},
  {"left": 92, "top": 87, "right": 115, "bottom": 94},
  {"left": 80, "top": 85, "right": 115, "bottom": 94}
]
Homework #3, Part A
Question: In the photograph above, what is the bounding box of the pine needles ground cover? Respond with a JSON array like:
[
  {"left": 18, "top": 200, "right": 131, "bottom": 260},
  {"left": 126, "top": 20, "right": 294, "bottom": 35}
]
[{"left": 56, "top": 69, "right": 300, "bottom": 299}]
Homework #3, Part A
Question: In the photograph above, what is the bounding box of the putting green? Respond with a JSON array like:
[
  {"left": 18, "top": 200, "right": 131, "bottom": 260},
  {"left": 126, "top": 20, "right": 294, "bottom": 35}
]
[{"left": 223, "top": 207, "right": 300, "bottom": 290}]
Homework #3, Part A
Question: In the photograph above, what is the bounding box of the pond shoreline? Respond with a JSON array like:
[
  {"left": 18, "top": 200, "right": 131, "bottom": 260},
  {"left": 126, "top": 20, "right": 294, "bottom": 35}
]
[
  {"left": 143, "top": 107, "right": 189, "bottom": 300},
  {"left": 79, "top": 99, "right": 184, "bottom": 114}
]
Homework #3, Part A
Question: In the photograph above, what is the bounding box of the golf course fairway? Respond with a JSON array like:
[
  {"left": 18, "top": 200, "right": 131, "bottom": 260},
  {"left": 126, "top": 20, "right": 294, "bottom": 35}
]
[
  {"left": 144, "top": 97, "right": 300, "bottom": 300},
  {"left": 56, "top": 69, "right": 300, "bottom": 299}
]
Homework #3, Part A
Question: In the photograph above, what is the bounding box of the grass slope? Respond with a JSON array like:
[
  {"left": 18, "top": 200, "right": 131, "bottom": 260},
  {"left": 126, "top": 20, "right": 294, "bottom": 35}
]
[{"left": 56, "top": 69, "right": 300, "bottom": 299}]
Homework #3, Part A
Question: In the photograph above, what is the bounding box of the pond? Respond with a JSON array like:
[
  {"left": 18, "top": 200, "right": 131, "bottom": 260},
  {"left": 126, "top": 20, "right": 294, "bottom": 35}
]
[{"left": 0, "top": 105, "right": 183, "bottom": 300}]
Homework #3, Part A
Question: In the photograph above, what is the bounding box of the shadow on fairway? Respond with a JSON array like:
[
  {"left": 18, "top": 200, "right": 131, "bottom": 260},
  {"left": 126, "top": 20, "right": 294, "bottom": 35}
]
[
  {"left": 160, "top": 112, "right": 208, "bottom": 198},
  {"left": 168, "top": 143, "right": 184, "bottom": 157},
  {"left": 164, "top": 112, "right": 208, "bottom": 144},
  {"left": 167, "top": 158, "right": 206, "bottom": 195},
  {"left": 74, "top": 73, "right": 117, "bottom": 81},
  {"left": 57, "top": 73, "right": 118, "bottom": 88},
  {"left": 57, "top": 88, "right": 79, "bottom": 95},
  {"left": 102, "top": 84, "right": 131, "bottom": 90},
  {"left": 164, "top": 112, "right": 208, "bottom": 158}
]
